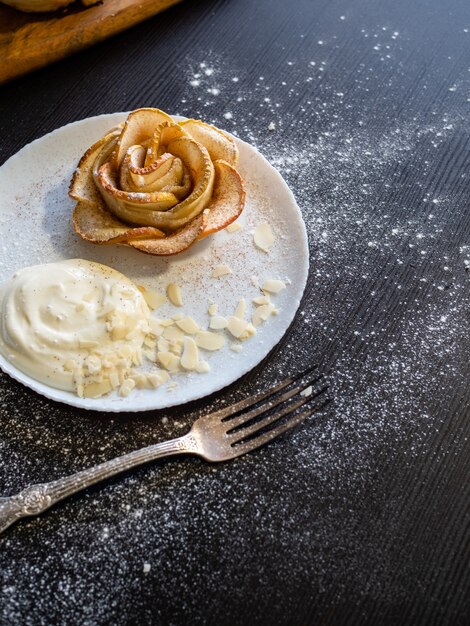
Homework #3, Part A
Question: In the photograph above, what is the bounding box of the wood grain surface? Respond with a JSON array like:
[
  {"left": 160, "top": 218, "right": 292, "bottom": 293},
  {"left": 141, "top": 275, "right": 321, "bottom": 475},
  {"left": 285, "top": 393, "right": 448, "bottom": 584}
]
[
  {"left": 0, "top": 0, "right": 469, "bottom": 625},
  {"left": 0, "top": 0, "right": 184, "bottom": 84}
]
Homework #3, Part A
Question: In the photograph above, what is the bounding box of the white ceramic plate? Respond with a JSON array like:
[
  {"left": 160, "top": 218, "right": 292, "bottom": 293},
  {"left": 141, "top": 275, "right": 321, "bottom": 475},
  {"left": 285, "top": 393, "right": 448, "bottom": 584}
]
[{"left": 0, "top": 113, "right": 308, "bottom": 412}]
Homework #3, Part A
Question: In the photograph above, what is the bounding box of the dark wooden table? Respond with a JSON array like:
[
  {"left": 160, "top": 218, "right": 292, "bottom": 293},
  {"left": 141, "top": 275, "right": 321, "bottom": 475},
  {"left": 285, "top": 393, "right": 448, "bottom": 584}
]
[{"left": 1, "top": 0, "right": 469, "bottom": 624}]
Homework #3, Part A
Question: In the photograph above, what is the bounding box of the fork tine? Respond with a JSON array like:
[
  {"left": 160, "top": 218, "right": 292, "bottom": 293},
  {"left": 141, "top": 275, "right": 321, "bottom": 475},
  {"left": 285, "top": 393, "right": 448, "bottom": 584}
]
[
  {"left": 210, "top": 364, "right": 321, "bottom": 422},
  {"left": 229, "top": 385, "right": 328, "bottom": 442},
  {"left": 224, "top": 379, "right": 317, "bottom": 430},
  {"left": 230, "top": 396, "right": 330, "bottom": 456}
]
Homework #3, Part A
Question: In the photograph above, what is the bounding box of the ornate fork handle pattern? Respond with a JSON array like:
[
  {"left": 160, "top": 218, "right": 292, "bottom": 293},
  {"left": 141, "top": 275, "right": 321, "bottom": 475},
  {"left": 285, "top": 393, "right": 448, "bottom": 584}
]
[{"left": 0, "top": 434, "right": 198, "bottom": 535}]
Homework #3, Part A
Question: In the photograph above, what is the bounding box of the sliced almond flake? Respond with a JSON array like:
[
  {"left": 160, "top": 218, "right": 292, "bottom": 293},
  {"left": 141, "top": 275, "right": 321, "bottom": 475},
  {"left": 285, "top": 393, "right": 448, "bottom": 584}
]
[
  {"left": 148, "top": 318, "right": 165, "bottom": 337},
  {"left": 230, "top": 343, "right": 243, "bottom": 353},
  {"left": 253, "top": 295, "right": 271, "bottom": 305},
  {"left": 155, "top": 318, "right": 175, "bottom": 327},
  {"left": 172, "top": 312, "right": 185, "bottom": 321},
  {"left": 195, "top": 331, "right": 225, "bottom": 351},
  {"left": 208, "top": 303, "right": 218, "bottom": 316},
  {"left": 85, "top": 355, "right": 102, "bottom": 375},
  {"left": 141, "top": 289, "right": 167, "bottom": 310},
  {"left": 226, "top": 222, "right": 242, "bottom": 233},
  {"left": 239, "top": 323, "right": 257, "bottom": 340},
  {"left": 163, "top": 326, "right": 185, "bottom": 342},
  {"left": 131, "top": 373, "right": 149, "bottom": 389},
  {"left": 252, "top": 303, "right": 276, "bottom": 326},
  {"left": 83, "top": 379, "right": 113, "bottom": 399},
  {"left": 102, "top": 353, "right": 118, "bottom": 368},
  {"left": 156, "top": 369, "right": 170, "bottom": 383},
  {"left": 139, "top": 319, "right": 151, "bottom": 333},
  {"left": 109, "top": 371, "right": 120, "bottom": 388},
  {"left": 226, "top": 316, "right": 249, "bottom": 339},
  {"left": 167, "top": 283, "right": 183, "bottom": 307},
  {"left": 209, "top": 315, "right": 228, "bottom": 330},
  {"left": 180, "top": 337, "right": 199, "bottom": 371},
  {"left": 196, "top": 360, "right": 210, "bottom": 373},
  {"left": 120, "top": 345, "right": 133, "bottom": 359},
  {"left": 254, "top": 223, "right": 275, "bottom": 252},
  {"left": 211, "top": 264, "right": 232, "bottom": 278},
  {"left": 234, "top": 299, "right": 246, "bottom": 319},
  {"left": 262, "top": 279, "right": 287, "bottom": 294},
  {"left": 142, "top": 347, "right": 158, "bottom": 363},
  {"left": 300, "top": 385, "right": 313, "bottom": 397},
  {"left": 169, "top": 341, "right": 182, "bottom": 356},
  {"left": 143, "top": 336, "right": 156, "bottom": 349},
  {"left": 157, "top": 337, "right": 170, "bottom": 352},
  {"left": 157, "top": 351, "right": 180, "bottom": 371},
  {"left": 175, "top": 316, "right": 200, "bottom": 334},
  {"left": 126, "top": 328, "right": 143, "bottom": 342},
  {"left": 111, "top": 325, "right": 129, "bottom": 341},
  {"left": 147, "top": 371, "right": 168, "bottom": 388},
  {"left": 131, "top": 348, "right": 143, "bottom": 366},
  {"left": 119, "top": 378, "right": 136, "bottom": 397}
]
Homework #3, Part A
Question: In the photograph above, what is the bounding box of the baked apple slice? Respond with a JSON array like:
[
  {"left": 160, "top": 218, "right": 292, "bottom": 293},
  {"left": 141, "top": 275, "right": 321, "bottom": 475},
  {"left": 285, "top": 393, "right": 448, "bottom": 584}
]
[
  {"left": 199, "top": 160, "right": 245, "bottom": 238},
  {"left": 129, "top": 211, "right": 208, "bottom": 256}
]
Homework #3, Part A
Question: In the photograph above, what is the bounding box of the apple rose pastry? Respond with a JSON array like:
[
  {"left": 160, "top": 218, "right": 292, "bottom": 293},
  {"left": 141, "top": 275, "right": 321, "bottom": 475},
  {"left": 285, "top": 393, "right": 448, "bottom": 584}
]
[{"left": 69, "top": 108, "right": 245, "bottom": 255}]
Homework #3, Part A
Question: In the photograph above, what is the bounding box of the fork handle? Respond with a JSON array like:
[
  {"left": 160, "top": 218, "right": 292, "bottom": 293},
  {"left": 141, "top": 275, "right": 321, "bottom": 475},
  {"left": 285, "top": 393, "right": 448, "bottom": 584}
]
[{"left": 0, "top": 432, "right": 199, "bottom": 536}]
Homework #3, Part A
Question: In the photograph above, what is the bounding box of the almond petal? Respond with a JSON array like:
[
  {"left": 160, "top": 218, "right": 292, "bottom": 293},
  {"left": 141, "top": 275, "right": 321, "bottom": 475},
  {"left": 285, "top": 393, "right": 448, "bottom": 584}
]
[
  {"left": 175, "top": 317, "right": 200, "bottom": 334},
  {"left": 211, "top": 264, "right": 232, "bottom": 278},
  {"left": 209, "top": 315, "right": 228, "bottom": 330},
  {"left": 262, "top": 279, "right": 286, "bottom": 294},
  {"left": 254, "top": 223, "right": 275, "bottom": 252},
  {"left": 166, "top": 283, "right": 183, "bottom": 307},
  {"left": 195, "top": 331, "right": 225, "bottom": 351},
  {"left": 180, "top": 337, "right": 199, "bottom": 371}
]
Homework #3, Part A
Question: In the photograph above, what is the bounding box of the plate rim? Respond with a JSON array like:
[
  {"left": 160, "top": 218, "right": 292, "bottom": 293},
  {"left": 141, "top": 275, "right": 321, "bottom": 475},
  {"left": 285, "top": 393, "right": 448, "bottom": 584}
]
[{"left": 0, "top": 112, "right": 310, "bottom": 412}]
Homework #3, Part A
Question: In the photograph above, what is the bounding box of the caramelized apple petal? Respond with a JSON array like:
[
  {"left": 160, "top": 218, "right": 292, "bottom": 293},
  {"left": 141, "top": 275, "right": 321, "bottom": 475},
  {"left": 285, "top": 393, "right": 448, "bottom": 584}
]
[
  {"left": 199, "top": 160, "right": 246, "bottom": 237},
  {"left": 129, "top": 211, "right": 208, "bottom": 256},
  {"left": 69, "top": 129, "right": 120, "bottom": 207},
  {"left": 179, "top": 119, "right": 239, "bottom": 166},
  {"left": 73, "top": 201, "right": 165, "bottom": 244},
  {"left": 113, "top": 108, "right": 174, "bottom": 166}
]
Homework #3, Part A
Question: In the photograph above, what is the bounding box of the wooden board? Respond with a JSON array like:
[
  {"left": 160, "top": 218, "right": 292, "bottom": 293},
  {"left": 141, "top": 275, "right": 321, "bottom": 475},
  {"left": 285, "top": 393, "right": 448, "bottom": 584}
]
[{"left": 0, "top": 0, "right": 184, "bottom": 84}]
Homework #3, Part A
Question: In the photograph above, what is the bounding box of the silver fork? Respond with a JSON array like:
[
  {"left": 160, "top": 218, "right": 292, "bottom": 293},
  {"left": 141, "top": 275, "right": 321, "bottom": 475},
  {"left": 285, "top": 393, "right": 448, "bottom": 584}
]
[{"left": 0, "top": 367, "right": 328, "bottom": 535}]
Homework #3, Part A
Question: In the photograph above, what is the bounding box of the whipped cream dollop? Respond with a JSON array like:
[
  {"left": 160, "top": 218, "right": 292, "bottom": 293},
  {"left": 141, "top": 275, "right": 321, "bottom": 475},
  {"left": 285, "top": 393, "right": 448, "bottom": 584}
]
[{"left": 0, "top": 259, "right": 150, "bottom": 396}]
